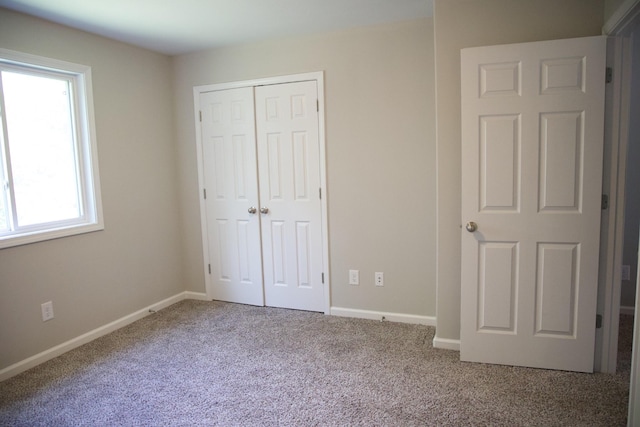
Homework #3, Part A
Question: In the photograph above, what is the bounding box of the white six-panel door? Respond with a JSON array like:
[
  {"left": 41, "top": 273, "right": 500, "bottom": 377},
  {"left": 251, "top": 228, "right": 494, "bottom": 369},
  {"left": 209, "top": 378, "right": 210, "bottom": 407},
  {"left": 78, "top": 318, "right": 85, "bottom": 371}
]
[
  {"left": 199, "top": 80, "right": 324, "bottom": 312},
  {"left": 200, "top": 87, "right": 264, "bottom": 306},
  {"left": 460, "top": 36, "right": 606, "bottom": 372},
  {"left": 255, "top": 81, "right": 324, "bottom": 312}
]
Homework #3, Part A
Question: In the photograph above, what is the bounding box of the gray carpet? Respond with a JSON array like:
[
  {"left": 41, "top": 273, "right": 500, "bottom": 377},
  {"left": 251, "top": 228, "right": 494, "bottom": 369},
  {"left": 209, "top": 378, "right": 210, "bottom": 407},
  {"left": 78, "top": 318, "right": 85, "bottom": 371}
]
[{"left": 0, "top": 300, "right": 631, "bottom": 426}]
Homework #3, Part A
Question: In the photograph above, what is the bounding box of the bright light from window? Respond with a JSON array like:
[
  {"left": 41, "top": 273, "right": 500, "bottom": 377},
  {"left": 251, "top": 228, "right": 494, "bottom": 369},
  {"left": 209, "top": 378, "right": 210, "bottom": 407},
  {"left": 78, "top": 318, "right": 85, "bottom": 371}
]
[
  {"left": 3, "top": 71, "right": 82, "bottom": 226},
  {"left": 0, "top": 49, "right": 103, "bottom": 249}
]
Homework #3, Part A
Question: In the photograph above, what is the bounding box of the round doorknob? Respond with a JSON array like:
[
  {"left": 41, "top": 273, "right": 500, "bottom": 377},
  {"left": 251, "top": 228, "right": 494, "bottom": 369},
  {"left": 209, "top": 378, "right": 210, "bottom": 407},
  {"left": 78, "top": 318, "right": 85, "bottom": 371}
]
[
  {"left": 248, "top": 207, "right": 257, "bottom": 214},
  {"left": 465, "top": 221, "right": 478, "bottom": 232},
  {"left": 260, "top": 207, "right": 269, "bottom": 214}
]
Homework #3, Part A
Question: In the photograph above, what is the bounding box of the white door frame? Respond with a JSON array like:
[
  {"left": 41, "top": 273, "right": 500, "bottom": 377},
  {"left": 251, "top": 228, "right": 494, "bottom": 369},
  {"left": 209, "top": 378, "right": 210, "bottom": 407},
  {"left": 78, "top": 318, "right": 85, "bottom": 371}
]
[
  {"left": 597, "top": 35, "right": 629, "bottom": 374},
  {"left": 192, "top": 71, "right": 331, "bottom": 314},
  {"left": 630, "top": 239, "right": 640, "bottom": 426}
]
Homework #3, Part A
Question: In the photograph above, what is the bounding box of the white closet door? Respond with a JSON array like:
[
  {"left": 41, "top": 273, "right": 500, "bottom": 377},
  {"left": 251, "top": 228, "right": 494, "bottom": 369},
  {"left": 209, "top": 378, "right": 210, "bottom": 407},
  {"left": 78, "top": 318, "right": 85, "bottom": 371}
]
[
  {"left": 200, "top": 87, "right": 264, "bottom": 306},
  {"left": 255, "top": 81, "right": 325, "bottom": 312},
  {"left": 460, "top": 36, "right": 606, "bottom": 372}
]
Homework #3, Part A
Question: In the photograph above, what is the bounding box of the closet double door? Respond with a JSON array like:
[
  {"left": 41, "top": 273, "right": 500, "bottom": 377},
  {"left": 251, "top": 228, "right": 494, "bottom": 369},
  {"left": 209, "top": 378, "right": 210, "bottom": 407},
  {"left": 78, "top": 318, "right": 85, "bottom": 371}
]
[{"left": 199, "top": 81, "right": 324, "bottom": 312}]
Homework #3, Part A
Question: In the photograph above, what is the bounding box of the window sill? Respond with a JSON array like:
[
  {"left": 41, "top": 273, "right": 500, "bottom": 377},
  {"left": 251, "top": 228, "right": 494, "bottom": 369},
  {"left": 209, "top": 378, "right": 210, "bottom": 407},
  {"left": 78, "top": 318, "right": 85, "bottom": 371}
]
[{"left": 0, "top": 222, "right": 104, "bottom": 249}]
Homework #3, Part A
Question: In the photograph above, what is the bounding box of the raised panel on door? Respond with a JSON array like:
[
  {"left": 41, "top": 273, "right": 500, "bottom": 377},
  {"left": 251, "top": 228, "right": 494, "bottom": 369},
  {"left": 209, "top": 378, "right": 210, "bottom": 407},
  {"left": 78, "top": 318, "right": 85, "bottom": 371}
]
[
  {"left": 480, "top": 115, "right": 520, "bottom": 212},
  {"left": 461, "top": 36, "right": 606, "bottom": 372},
  {"left": 200, "top": 87, "right": 264, "bottom": 306},
  {"left": 255, "top": 81, "right": 324, "bottom": 312},
  {"left": 535, "top": 243, "right": 579, "bottom": 337},
  {"left": 539, "top": 112, "right": 583, "bottom": 211},
  {"left": 477, "top": 242, "right": 518, "bottom": 333}
]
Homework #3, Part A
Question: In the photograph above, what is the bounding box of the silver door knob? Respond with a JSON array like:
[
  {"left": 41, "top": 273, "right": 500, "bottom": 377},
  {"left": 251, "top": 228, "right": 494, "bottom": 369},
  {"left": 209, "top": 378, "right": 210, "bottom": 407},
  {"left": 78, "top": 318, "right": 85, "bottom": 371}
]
[
  {"left": 260, "top": 207, "right": 269, "bottom": 214},
  {"left": 466, "top": 221, "right": 477, "bottom": 232},
  {"left": 248, "top": 207, "right": 257, "bottom": 214}
]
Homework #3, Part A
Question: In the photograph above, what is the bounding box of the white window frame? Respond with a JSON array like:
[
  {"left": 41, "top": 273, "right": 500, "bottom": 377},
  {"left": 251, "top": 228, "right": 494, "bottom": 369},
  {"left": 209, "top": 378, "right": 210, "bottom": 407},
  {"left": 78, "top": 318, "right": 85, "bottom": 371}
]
[{"left": 0, "top": 48, "right": 103, "bottom": 249}]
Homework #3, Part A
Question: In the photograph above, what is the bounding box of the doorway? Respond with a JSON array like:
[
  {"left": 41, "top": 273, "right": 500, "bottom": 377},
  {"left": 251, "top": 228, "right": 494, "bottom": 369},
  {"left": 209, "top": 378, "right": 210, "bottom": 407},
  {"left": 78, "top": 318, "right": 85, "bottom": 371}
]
[
  {"left": 617, "top": 16, "right": 640, "bottom": 377},
  {"left": 620, "top": 19, "right": 640, "bottom": 320},
  {"left": 600, "top": 2, "right": 640, "bottom": 376},
  {"left": 193, "top": 72, "right": 330, "bottom": 314},
  {"left": 602, "top": 1, "right": 640, "bottom": 423}
]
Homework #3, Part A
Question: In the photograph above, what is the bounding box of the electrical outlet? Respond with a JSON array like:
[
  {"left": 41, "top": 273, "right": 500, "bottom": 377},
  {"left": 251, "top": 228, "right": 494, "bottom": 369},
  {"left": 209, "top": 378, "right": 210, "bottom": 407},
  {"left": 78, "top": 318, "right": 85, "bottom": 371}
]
[
  {"left": 375, "top": 272, "right": 384, "bottom": 287},
  {"left": 622, "top": 265, "right": 631, "bottom": 281},
  {"left": 349, "top": 270, "right": 359, "bottom": 285},
  {"left": 41, "top": 301, "right": 54, "bottom": 322}
]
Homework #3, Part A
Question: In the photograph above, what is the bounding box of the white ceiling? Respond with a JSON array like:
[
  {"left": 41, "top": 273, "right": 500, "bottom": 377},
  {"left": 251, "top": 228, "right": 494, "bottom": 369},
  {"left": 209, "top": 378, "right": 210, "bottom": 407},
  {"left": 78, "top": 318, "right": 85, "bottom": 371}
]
[{"left": 0, "top": 0, "right": 433, "bottom": 56}]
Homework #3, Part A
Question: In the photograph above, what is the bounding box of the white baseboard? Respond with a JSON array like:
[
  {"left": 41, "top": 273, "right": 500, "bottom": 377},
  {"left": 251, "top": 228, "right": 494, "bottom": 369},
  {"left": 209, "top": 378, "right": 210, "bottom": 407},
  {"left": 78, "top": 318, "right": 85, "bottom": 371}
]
[
  {"left": 330, "top": 307, "right": 436, "bottom": 326},
  {"left": 433, "top": 335, "right": 460, "bottom": 351},
  {"left": 0, "top": 291, "right": 208, "bottom": 382},
  {"left": 184, "top": 291, "right": 209, "bottom": 301},
  {"left": 2, "top": 297, "right": 437, "bottom": 382},
  {"left": 621, "top": 305, "right": 635, "bottom": 316}
]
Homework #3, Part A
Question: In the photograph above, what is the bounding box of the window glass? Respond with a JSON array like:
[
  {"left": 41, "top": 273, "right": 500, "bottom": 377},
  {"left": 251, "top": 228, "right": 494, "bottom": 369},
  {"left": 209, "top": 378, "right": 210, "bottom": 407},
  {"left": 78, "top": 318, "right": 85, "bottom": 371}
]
[
  {"left": 3, "top": 71, "right": 82, "bottom": 227},
  {"left": 0, "top": 49, "right": 103, "bottom": 248}
]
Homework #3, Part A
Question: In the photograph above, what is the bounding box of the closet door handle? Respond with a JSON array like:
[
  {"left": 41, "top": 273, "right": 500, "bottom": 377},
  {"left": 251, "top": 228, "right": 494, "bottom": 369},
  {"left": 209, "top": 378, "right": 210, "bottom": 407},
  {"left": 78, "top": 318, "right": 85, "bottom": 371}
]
[
  {"left": 248, "top": 207, "right": 257, "bottom": 214},
  {"left": 260, "top": 207, "right": 269, "bottom": 214}
]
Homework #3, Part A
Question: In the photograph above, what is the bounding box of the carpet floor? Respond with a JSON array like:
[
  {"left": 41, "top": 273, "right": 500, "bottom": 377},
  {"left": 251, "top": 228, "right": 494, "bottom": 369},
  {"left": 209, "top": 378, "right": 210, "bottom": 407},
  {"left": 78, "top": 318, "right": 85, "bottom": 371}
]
[{"left": 0, "top": 300, "right": 632, "bottom": 426}]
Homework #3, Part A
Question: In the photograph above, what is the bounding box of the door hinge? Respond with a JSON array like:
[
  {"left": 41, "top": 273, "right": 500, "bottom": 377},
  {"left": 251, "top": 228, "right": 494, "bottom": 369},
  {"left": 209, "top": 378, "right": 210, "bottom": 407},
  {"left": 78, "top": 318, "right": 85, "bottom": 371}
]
[
  {"left": 208, "top": 264, "right": 211, "bottom": 274},
  {"left": 203, "top": 188, "right": 207, "bottom": 200},
  {"left": 321, "top": 272, "right": 324, "bottom": 284},
  {"left": 317, "top": 100, "right": 319, "bottom": 112},
  {"left": 596, "top": 314, "right": 603, "bottom": 329},
  {"left": 319, "top": 188, "right": 322, "bottom": 200},
  {"left": 601, "top": 194, "right": 609, "bottom": 210},
  {"left": 606, "top": 67, "right": 613, "bottom": 84},
  {"left": 199, "top": 110, "right": 202, "bottom": 122}
]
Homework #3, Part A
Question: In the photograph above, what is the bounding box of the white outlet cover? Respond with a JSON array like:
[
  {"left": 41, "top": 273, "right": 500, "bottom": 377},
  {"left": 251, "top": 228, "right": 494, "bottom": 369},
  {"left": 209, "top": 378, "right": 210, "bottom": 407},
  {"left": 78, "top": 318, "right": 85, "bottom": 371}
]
[
  {"left": 622, "top": 265, "right": 631, "bottom": 281},
  {"left": 41, "top": 301, "right": 54, "bottom": 322},
  {"left": 349, "top": 270, "right": 359, "bottom": 285},
  {"left": 375, "top": 272, "right": 384, "bottom": 287}
]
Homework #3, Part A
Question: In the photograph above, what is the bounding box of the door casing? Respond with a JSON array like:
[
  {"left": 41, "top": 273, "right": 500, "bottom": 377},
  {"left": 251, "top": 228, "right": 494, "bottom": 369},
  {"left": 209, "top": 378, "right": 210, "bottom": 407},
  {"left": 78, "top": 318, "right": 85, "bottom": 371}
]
[{"left": 192, "top": 72, "right": 331, "bottom": 314}]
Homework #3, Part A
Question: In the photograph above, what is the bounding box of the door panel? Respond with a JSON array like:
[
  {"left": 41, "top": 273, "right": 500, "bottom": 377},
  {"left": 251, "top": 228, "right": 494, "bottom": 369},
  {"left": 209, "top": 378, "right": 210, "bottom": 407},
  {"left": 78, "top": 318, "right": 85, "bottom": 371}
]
[
  {"left": 539, "top": 112, "right": 583, "bottom": 210},
  {"left": 478, "top": 241, "right": 518, "bottom": 332},
  {"left": 461, "top": 36, "right": 606, "bottom": 372},
  {"left": 480, "top": 115, "right": 520, "bottom": 211},
  {"left": 255, "top": 81, "right": 324, "bottom": 312},
  {"left": 200, "top": 88, "right": 264, "bottom": 306},
  {"left": 535, "top": 243, "right": 578, "bottom": 336}
]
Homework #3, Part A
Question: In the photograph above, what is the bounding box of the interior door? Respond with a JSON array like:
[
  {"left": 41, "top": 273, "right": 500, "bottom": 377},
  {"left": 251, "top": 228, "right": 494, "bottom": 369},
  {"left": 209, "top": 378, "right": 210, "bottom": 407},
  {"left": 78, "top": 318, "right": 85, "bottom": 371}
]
[
  {"left": 255, "top": 81, "right": 324, "bottom": 312},
  {"left": 460, "top": 36, "right": 606, "bottom": 372},
  {"left": 200, "top": 87, "right": 264, "bottom": 306}
]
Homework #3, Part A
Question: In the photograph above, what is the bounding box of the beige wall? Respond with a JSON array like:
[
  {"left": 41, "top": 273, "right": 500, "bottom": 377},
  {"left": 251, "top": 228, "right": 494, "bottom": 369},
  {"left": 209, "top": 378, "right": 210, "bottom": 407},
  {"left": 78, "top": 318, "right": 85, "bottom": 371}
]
[
  {"left": 0, "top": 9, "right": 183, "bottom": 370},
  {"left": 433, "top": 0, "right": 604, "bottom": 341},
  {"left": 173, "top": 19, "right": 437, "bottom": 316}
]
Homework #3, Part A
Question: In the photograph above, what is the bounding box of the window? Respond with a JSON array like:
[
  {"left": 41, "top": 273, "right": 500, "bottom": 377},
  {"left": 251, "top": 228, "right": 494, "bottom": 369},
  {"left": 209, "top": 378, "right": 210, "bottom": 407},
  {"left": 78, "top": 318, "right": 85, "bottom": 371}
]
[{"left": 0, "top": 49, "right": 103, "bottom": 249}]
